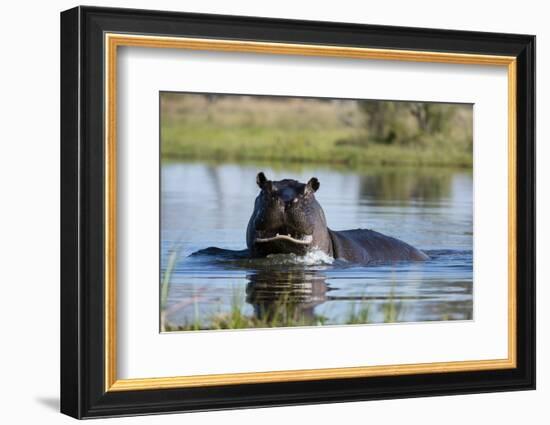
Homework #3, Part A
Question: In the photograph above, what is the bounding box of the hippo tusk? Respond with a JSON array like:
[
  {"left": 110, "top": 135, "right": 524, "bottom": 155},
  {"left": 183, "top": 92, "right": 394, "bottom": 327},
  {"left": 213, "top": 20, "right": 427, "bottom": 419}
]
[{"left": 255, "top": 234, "right": 313, "bottom": 245}]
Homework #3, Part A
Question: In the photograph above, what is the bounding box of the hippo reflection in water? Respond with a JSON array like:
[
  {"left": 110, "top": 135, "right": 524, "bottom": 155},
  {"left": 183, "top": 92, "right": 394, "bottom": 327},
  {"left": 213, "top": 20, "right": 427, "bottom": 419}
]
[
  {"left": 246, "top": 172, "right": 429, "bottom": 264},
  {"left": 246, "top": 270, "right": 328, "bottom": 325}
]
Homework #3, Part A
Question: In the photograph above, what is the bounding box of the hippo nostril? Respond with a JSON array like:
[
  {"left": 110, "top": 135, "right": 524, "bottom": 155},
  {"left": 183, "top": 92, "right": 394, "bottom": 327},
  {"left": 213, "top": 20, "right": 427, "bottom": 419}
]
[{"left": 284, "top": 200, "right": 295, "bottom": 210}]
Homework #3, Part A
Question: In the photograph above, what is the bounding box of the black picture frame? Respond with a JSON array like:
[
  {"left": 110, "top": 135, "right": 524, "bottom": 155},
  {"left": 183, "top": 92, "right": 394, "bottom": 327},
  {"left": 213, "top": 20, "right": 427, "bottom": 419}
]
[{"left": 60, "top": 5, "right": 535, "bottom": 419}]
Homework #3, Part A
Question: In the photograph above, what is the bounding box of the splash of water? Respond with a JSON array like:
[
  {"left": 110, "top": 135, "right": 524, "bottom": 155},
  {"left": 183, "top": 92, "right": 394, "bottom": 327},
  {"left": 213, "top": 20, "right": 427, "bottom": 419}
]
[{"left": 263, "top": 249, "right": 335, "bottom": 266}]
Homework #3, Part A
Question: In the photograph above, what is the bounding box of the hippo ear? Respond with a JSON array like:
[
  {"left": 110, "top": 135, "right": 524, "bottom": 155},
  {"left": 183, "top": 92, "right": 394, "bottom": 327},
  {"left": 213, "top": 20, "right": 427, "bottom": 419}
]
[
  {"left": 256, "top": 172, "right": 269, "bottom": 189},
  {"left": 306, "top": 177, "right": 320, "bottom": 193}
]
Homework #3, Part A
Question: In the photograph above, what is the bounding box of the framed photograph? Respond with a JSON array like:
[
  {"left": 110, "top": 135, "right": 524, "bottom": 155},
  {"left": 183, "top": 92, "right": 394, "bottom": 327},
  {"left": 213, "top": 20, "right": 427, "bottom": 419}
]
[{"left": 60, "top": 6, "right": 535, "bottom": 419}]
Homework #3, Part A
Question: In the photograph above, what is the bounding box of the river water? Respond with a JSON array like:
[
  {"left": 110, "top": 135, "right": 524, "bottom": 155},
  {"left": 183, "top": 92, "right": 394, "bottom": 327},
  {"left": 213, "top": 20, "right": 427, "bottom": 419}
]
[{"left": 161, "top": 161, "right": 473, "bottom": 330}]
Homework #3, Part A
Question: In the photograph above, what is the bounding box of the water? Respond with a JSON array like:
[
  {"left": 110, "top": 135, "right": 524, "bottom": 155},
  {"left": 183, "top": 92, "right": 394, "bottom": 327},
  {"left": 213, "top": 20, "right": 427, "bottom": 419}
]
[{"left": 161, "top": 161, "right": 473, "bottom": 330}]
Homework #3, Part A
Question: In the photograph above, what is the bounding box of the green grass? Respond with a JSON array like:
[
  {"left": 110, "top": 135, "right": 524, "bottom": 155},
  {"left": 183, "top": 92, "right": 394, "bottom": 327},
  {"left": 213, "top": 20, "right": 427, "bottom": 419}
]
[
  {"left": 160, "top": 248, "right": 179, "bottom": 331},
  {"left": 346, "top": 300, "right": 372, "bottom": 325},
  {"left": 162, "top": 289, "right": 405, "bottom": 332},
  {"left": 382, "top": 288, "right": 404, "bottom": 323},
  {"left": 160, "top": 94, "right": 473, "bottom": 168},
  {"left": 161, "top": 123, "right": 472, "bottom": 167},
  {"left": 163, "top": 289, "right": 329, "bottom": 331}
]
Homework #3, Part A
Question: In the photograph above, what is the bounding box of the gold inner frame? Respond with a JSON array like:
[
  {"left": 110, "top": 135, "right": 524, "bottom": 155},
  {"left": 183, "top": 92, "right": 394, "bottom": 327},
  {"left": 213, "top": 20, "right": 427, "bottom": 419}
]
[{"left": 104, "top": 33, "right": 517, "bottom": 392}]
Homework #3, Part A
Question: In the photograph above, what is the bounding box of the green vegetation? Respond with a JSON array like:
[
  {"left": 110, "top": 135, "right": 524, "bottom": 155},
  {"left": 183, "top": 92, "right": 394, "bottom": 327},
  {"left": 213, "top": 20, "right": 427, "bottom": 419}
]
[
  {"left": 346, "top": 301, "right": 372, "bottom": 325},
  {"left": 162, "top": 288, "right": 405, "bottom": 332},
  {"left": 162, "top": 297, "right": 403, "bottom": 331},
  {"left": 160, "top": 248, "right": 179, "bottom": 331},
  {"left": 382, "top": 288, "right": 404, "bottom": 323},
  {"left": 163, "top": 285, "right": 329, "bottom": 332},
  {"left": 161, "top": 93, "right": 473, "bottom": 167}
]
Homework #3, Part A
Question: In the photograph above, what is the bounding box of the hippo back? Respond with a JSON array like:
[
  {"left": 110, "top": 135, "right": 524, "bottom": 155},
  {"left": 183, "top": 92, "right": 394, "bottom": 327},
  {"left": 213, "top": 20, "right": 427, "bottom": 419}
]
[{"left": 328, "top": 228, "right": 429, "bottom": 264}]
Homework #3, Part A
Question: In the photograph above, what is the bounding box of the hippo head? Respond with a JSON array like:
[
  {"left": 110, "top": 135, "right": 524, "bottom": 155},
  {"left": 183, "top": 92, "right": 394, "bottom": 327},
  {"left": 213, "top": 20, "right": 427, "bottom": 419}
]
[{"left": 246, "top": 172, "right": 332, "bottom": 257}]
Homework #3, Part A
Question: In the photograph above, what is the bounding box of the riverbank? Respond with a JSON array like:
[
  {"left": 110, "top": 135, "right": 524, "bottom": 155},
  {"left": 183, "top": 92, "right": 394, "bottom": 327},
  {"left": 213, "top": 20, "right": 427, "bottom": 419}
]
[
  {"left": 160, "top": 93, "right": 473, "bottom": 168},
  {"left": 161, "top": 124, "right": 472, "bottom": 167}
]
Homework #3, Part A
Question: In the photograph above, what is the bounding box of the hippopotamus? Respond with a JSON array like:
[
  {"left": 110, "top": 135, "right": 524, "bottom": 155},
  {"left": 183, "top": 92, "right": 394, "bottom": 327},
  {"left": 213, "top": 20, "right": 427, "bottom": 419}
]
[{"left": 246, "top": 172, "right": 429, "bottom": 264}]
